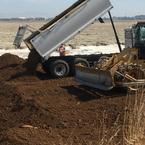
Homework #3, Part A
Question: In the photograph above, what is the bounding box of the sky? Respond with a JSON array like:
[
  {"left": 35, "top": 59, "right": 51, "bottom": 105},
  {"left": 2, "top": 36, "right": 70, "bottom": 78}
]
[{"left": 0, "top": 0, "right": 145, "bottom": 18}]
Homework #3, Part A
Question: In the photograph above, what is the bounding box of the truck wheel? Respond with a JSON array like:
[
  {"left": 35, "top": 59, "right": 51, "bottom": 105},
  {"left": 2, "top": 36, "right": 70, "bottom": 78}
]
[
  {"left": 50, "top": 60, "right": 70, "bottom": 78},
  {"left": 75, "top": 58, "right": 90, "bottom": 67}
]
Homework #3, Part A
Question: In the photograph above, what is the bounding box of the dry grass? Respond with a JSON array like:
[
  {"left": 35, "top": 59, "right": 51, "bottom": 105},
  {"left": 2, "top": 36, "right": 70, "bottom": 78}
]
[
  {"left": 96, "top": 112, "right": 121, "bottom": 145},
  {"left": 123, "top": 86, "right": 145, "bottom": 145}
]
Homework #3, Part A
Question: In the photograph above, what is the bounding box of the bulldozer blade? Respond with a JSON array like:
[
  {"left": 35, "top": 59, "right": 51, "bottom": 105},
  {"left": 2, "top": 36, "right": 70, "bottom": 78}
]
[{"left": 75, "top": 66, "right": 114, "bottom": 91}]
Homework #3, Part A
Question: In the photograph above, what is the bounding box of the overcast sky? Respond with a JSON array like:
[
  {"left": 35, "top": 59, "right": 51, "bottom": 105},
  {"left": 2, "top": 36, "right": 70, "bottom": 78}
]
[{"left": 0, "top": 0, "right": 145, "bottom": 18}]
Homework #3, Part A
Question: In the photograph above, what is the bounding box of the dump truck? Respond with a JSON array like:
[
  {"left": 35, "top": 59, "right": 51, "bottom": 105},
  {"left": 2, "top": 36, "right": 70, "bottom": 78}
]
[{"left": 14, "top": 0, "right": 118, "bottom": 78}]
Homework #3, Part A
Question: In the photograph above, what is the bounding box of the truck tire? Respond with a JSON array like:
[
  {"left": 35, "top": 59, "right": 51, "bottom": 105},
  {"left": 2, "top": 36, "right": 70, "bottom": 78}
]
[
  {"left": 50, "top": 60, "right": 70, "bottom": 78},
  {"left": 75, "top": 58, "right": 90, "bottom": 67}
]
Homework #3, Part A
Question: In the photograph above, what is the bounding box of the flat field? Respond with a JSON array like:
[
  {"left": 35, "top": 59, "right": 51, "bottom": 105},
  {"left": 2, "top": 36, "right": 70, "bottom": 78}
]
[{"left": 0, "top": 20, "right": 136, "bottom": 49}]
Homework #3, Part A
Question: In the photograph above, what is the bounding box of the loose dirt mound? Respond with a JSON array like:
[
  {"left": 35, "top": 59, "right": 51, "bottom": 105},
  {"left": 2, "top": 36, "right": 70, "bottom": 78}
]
[
  {"left": 0, "top": 53, "right": 24, "bottom": 69},
  {"left": 0, "top": 127, "right": 61, "bottom": 145},
  {"left": 0, "top": 53, "right": 43, "bottom": 82},
  {"left": 0, "top": 53, "right": 127, "bottom": 145}
]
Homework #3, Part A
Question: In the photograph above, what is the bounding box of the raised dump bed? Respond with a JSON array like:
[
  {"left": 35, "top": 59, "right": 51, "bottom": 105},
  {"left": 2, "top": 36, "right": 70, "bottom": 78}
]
[{"left": 24, "top": 0, "right": 113, "bottom": 60}]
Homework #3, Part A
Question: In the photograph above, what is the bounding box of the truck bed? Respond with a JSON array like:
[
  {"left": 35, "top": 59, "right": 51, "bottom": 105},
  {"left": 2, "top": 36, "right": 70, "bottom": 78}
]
[{"left": 24, "top": 0, "right": 113, "bottom": 60}]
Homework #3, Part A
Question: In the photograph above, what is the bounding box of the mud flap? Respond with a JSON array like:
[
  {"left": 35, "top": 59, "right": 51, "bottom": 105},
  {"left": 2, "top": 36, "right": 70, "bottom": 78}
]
[{"left": 75, "top": 66, "right": 114, "bottom": 91}]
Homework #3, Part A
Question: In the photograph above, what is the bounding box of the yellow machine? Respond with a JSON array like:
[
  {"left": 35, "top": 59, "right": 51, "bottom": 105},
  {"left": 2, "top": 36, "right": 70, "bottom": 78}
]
[{"left": 75, "top": 22, "right": 145, "bottom": 90}]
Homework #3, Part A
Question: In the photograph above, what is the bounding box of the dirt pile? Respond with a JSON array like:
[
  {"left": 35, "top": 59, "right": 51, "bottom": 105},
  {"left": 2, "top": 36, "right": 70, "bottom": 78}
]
[
  {"left": 0, "top": 53, "right": 24, "bottom": 69},
  {"left": 0, "top": 127, "right": 61, "bottom": 145},
  {"left": 0, "top": 53, "right": 43, "bottom": 82},
  {"left": 0, "top": 53, "right": 127, "bottom": 145},
  {"left": 25, "top": 49, "right": 41, "bottom": 73}
]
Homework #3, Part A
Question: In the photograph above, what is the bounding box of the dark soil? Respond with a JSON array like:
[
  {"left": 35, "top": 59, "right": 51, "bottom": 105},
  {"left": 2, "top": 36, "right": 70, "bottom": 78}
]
[
  {"left": 0, "top": 53, "right": 127, "bottom": 145},
  {"left": 0, "top": 53, "right": 24, "bottom": 69}
]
